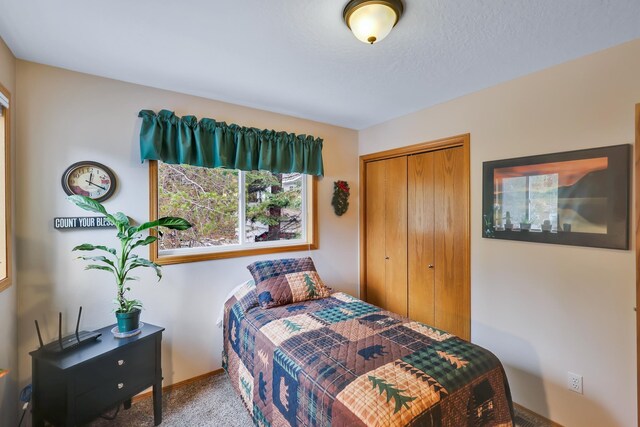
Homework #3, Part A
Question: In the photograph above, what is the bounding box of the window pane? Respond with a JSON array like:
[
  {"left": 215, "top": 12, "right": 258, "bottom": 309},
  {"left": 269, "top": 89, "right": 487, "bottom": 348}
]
[
  {"left": 500, "top": 176, "right": 527, "bottom": 227},
  {"left": 245, "top": 171, "right": 303, "bottom": 243},
  {"left": 529, "top": 173, "right": 558, "bottom": 230},
  {"left": 158, "top": 163, "right": 239, "bottom": 250}
]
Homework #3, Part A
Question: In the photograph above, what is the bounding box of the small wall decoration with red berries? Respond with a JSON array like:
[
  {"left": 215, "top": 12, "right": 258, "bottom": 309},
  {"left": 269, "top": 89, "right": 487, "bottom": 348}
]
[{"left": 332, "top": 180, "right": 350, "bottom": 216}]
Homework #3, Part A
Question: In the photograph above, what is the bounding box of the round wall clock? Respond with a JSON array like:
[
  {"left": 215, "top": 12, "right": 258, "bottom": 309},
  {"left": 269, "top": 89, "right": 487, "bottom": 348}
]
[{"left": 62, "top": 161, "right": 117, "bottom": 202}]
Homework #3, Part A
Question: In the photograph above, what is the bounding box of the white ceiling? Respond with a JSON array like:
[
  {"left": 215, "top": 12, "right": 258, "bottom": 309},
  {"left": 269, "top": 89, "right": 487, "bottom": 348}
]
[{"left": 1, "top": 1, "right": 639, "bottom": 130}]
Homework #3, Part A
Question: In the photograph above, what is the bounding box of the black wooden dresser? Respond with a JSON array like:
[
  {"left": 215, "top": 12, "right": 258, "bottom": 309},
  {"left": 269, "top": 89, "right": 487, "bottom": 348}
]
[{"left": 30, "top": 323, "right": 164, "bottom": 426}]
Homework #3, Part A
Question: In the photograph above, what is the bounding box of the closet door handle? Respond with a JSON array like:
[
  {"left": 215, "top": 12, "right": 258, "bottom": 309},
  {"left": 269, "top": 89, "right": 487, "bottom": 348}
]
[
  {"left": 428, "top": 264, "right": 434, "bottom": 269},
  {"left": 385, "top": 256, "right": 390, "bottom": 260}
]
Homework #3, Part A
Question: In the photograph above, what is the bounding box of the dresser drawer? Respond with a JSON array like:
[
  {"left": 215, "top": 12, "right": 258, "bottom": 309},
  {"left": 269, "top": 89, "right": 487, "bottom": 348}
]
[
  {"left": 75, "top": 374, "right": 154, "bottom": 423},
  {"left": 74, "top": 338, "right": 156, "bottom": 394}
]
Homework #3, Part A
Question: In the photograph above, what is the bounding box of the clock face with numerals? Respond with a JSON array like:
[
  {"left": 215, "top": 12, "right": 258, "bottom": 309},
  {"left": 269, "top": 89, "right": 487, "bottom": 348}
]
[{"left": 62, "top": 161, "right": 117, "bottom": 202}]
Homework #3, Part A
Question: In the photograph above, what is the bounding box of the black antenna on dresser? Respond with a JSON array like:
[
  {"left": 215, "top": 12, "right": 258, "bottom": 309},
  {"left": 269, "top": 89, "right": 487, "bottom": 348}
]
[
  {"left": 34, "top": 320, "right": 44, "bottom": 349},
  {"left": 58, "top": 312, "right": 64, "bottom": 350},
  {"left": 75, "top": 306, "right": 83, "bottom": 341}
]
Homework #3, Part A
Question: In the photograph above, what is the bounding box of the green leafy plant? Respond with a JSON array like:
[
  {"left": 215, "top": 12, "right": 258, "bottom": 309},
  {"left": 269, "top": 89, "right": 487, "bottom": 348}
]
[
  {"left": 520, "top": 213, "right": 534, "bottom": 224},
  {"left": 483, "top": 214, "right": 494, "bottom": 237},
  {"left": 68, "top": 195, "right": 192, "bottom": 314}
]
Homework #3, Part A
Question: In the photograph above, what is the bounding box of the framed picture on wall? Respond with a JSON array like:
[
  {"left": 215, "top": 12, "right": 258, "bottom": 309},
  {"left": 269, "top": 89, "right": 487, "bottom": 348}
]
[{"left": 482, "top": 144, "right": 630, "bottom": 250}]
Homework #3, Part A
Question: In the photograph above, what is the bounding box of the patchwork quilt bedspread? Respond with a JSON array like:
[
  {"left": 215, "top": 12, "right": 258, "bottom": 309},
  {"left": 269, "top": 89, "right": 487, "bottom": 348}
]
[{"left": 223, "top": 291, "right": 514, "bottom": 427}]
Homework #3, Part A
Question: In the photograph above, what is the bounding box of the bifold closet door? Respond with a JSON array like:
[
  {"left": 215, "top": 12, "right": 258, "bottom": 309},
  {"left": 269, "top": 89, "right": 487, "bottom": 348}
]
[
  {"left": 365, "top": 157, "right": 407, "bottom": 316},
  {"left": 385, "top": 157, "right": 408, "bottom": 316},
  {"left": 407, "top": 147, "right": 469, "bottom": 340},
  {"left": 407, "top": 153, "right": 436, "bottom": 326},
  {"left": 365, "top": 160, "right": 386, "bottom": 309},
  {"left": 434, "top": 147, "right": 469, "bottom": 340}
]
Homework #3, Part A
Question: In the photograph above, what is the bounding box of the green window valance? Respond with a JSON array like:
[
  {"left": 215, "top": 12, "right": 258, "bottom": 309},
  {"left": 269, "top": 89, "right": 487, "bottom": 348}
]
[{"left": 138, "top": 109, "right": 324, "bottom": 176}]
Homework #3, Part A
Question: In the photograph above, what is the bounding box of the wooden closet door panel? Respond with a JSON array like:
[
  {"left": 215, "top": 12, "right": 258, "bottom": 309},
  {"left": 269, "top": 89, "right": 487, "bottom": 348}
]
[
  {"left": 434, "top": 146, "right": 470, "bottom": 340},
  {"left": 384, "top": 156, "right": 408, "bottom": 316},
  {"left": 365, "top": 161, "right": 387, "bottom": 309},
  {"left": 408, "top": 153, "right": 435, "bottom": 325}
]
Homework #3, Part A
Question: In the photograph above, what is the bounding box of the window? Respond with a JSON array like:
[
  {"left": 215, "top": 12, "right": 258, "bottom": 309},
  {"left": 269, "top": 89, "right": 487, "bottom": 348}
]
[
  {"left": 149, "top": 161, "right": 317, "bottom": 264},
  {"left": 501, "top": 173, "right": 558, "bottom": 230}
]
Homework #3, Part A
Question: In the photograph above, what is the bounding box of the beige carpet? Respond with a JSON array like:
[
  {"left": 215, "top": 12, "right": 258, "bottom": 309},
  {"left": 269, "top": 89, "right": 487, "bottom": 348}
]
[
  {"left": 87, "top": 372, "right": 549, "bottom": 427},
  {"left": 87, "top": 373, "right": 252, "bottom": 427}
]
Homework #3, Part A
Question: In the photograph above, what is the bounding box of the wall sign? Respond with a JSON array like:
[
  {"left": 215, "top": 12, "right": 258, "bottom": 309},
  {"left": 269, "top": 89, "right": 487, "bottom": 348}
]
[{"left": 53, "top": 216, "right": 115, "bottom": 230}]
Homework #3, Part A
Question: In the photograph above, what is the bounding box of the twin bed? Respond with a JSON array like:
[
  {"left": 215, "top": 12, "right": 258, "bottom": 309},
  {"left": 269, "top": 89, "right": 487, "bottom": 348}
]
[{"left": 222, "top": 258, "right": 514, "bottom": 427}]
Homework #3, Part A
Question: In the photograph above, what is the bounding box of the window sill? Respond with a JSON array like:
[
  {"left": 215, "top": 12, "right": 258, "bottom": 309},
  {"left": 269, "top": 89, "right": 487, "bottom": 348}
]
[{"left": 151, "top": 242, "right": 319, "bottom": 266}]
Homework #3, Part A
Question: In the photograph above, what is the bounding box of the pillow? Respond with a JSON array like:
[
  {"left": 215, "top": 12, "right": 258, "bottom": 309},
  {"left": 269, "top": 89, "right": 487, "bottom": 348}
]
[
  {"left": 247, "top": 257, "right": 330, "bottom": 309},
  {"left": 216, "top": 279, "right": 257, "bottom": 327}
]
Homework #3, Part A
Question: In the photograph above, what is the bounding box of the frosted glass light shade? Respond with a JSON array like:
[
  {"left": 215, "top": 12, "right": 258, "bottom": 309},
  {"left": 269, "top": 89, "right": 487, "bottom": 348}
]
[
  {"left": 344, "top": 1, "right": 403, "bottom": 44},
  {"left": 348, "top": 4, "right": 396, "bottom": 44}
]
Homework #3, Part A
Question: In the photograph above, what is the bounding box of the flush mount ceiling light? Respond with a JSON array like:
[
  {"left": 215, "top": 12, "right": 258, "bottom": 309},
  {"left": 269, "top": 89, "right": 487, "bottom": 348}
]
[{"left": 343, "top": 0, "right": 404, "bottom": 45}]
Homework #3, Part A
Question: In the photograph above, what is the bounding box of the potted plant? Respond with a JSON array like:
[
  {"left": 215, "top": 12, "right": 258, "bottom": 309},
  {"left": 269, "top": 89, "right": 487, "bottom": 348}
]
[
  {"left": 541, "top": 219, "right": 552, "bottom": 232},
  {"left": 519, "top": 215, "right": 532, "bottom": 231},
  {"left": 504, "top": 211, "right": 513, "bottom": 231},
  {"left": 68, "top": 195, "right": 192, "bottom": 332},
  {"left": 483, "top": 214, "right": 494, "bottom": 237}
]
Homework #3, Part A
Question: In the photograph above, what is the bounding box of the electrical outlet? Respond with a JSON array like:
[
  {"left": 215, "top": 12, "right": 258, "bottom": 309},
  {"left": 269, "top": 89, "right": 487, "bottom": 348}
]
[{"left": 568, "top": 372, "right": 583, "bottom": 394}]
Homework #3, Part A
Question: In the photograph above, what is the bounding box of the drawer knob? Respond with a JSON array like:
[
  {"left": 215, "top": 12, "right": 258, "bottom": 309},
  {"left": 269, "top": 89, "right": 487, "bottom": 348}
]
[
  {"left": 117, "top": 360, "right": 125, "bottom": 366},
  {"left": 117, "top": 383, "right": 124, "bottom": 389}
]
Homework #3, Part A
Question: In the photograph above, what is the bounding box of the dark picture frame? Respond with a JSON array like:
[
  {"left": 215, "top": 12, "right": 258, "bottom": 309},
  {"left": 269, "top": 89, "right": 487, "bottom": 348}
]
[{"left": 482, "top": 144, "right": 630, "bottom": 250}]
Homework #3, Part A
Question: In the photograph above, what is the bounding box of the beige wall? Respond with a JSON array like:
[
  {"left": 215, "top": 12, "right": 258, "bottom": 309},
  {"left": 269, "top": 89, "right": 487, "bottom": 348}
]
[
  {"left": 15, "top": 61, "right": 360, "bottom": 390},
  {"left": 0, "top": 36, "right": 17, "bottom": 427},
  {"left": 359, "top": 39, "right": 640, "bottom": 426}
]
